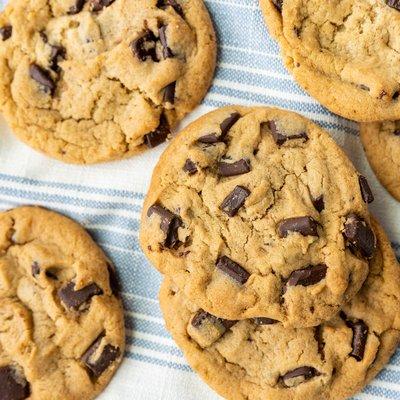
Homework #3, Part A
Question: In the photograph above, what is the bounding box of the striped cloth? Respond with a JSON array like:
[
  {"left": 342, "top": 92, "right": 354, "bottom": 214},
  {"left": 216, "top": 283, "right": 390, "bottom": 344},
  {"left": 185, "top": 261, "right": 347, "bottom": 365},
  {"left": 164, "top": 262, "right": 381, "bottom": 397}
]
[{"left": 1, "top": 0, "right": 400, "bottom": 399}]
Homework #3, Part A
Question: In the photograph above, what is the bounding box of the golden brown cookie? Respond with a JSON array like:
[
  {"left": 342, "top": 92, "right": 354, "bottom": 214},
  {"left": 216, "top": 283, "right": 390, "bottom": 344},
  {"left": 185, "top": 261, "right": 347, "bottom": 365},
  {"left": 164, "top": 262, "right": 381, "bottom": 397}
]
[
  {"left": 260, "top": 0, "right": 400, "bottom": 122},
  {"left": 360, "top": 120, "right": 400, "bottom": 201},
  {"left": 0, "top": 0, "right": 216, "bottom": 163},
  {"left": 140, "top": 106, "right": 375, "bottom": 327},
  {"left": 0, "top": 206, "right": 125, "bottom": 400},
  {"left": 160, "top": 218, "right": 400, "bottom": 400}
]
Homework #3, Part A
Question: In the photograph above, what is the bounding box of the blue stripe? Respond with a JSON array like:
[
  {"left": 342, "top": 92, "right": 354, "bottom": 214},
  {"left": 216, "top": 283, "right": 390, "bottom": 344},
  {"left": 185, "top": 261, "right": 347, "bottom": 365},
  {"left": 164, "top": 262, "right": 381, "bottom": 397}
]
[{"left": 125, "top": 352, "right": 191, "bottom": 372}]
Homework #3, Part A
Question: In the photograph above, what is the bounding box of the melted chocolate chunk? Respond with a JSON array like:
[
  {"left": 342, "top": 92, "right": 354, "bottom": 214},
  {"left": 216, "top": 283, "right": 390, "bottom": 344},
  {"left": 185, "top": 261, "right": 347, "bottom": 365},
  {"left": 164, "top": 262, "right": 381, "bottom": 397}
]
[
  {"left": 197, "top": 133, "right": 219, "bottom": 144},
  {"left": 394, "top": 129, "right": 400, "bottom": 136},
  {"left": 220, "top": 113, "right": 240, "bottom": 140},
  {"left": 49, "top": 45, "right": 66, "bottom": 72},
  {"left": 191, "top": 309, "right": 236, "bottom": 330},
  {"left": 278, "top": 216, "right": 319, "bottom": 237},
  {"left": 163, "top": 81, "right": 176, "bottom": 104},
  {"left": 147, "top": 204, "right": 182, "bottom": 248},
  {"left": 386, "top": 0, "right": 400, "bottom": 10},
  {"left": 68, "top": 0, "right": 87, "bottom": 14},
  {"left": 130, "top": 30, "right": 158, "bottom": 62},
  {"left": 343, "top": 214, "right": 376, "bottom": 259},
  {"left": 29, "top": 64, "right": 56, "bottom": 95},
  {"left": 0, "top": 25, "right": 12, "bottom": 41},
  {"left": 58, "top": 281, "right": 103, "bottom": 310},
  {"left": 183, "top": 159, "right": 198, "bottom": 175},
  {"left": 218, "top": 159, "right": 251, "bottom": 177},
  {"left": 252, "top": 317, "right": 279, "bottom": 325},
  {"left": 312, "top": 195, "right": 325, "bottom": 212},
  {"left": 281, "top": 366, "right": 319, "bottom": 387},
  {"left": 220, "top": 186, "right": 251, "bottom": 217},
  {"left": 268, "top": 121, "right": 308, "bottom": 146},
  {"left": 157, "top": 0, "right": 184, "bottom": 16},
  {"left": 272, "top": 0, "right": 283, "bottom": 12},
  {"left": 0, "top": 366, "right": 30, "bottom": 400},
  {"left": 216, "top": 256, "right": 250, "bottom": 284},
  {"left": 358, "top": 176, "right": 374, "bottom": 204},
  {"left": 286, "top": 264, "right": 327, "bottom": 287},
  {"left": 346, "top": 320, "right": 368, "bottom": 361},
  {"left": 81, "top": 334, "right": 120, "bottom": 377},
  {"left": 143, "top": 115, "right": 170, "bottom": 148},
  {"left": 91, "top": 0, "right": 115, "bottom": 11},
  {"left": 31, "top": 261, "right": 40, "bottom": 277},
  {"left": 159, "top": 25, "right": 173, "bottom": 59}
]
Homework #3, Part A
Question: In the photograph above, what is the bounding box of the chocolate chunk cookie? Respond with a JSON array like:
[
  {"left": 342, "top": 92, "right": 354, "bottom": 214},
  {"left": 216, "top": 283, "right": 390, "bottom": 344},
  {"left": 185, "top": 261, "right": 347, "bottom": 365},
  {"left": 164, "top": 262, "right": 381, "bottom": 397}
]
[
  {"left": 140, "top": 106, "right": 375, "bottom": 327},
  {"left": 159, "top": 218, "right": 400, "bottom": 400},
  {"left": 0, "top": 0, "right": 216, "bottom": 163},
  {"left": 260, "top": 0, "right": 400, "bottom": 122},
  {"left": 0, "top": 206, "right": 125, "bottom": 399},
  {"left": 360, "top": 121, "right": 400, "bottom": 201}
]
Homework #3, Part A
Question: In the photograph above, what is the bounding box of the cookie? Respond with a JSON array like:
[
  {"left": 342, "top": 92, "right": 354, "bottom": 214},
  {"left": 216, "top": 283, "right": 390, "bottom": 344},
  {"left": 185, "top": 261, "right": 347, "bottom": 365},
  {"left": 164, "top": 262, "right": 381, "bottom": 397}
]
[
  {"left": 0, "top": 206, "right": 125, "bottom": 400},
  {"left": 160, "top": 217, "right": 400, "bottom": 400},
  {"left": 260, "top": 0, "right": 400, "bottom": 122},
  {"left": 0, "top": 0, "right": 216, "bottom": 164},
  {"left": 140, "top": 106, "right": 375, "bottom": 327},
  {"left": 360, "top": 121, "right": 400, "bottom": 201}
]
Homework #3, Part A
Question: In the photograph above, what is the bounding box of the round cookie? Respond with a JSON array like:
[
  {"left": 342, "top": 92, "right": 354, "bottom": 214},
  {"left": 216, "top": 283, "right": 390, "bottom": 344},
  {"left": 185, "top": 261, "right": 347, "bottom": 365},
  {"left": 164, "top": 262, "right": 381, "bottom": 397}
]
[
  {"left": 360, "top": 121, "right": 400, "bottom": 201},
  {"left": 140, "top": 106, "right": 376, "bottom": 327},
  {"left": 160, "top": 218, "right": 400, "bottom": 400},
  {"left": 0, "top": 206, "right": 125, "bottom": 400},
  {"left": 260, "top": 0, "right": 400, "bottom": 122},
  {"left": 0, "top": 0, "right": 216, "bottom": 164}
]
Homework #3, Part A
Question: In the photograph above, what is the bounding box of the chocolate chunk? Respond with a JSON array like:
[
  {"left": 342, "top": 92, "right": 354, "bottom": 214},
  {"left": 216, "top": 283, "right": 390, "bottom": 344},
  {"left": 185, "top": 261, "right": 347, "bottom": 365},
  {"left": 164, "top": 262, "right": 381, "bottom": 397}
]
[
  {"left": 218, "top": 159, "right": 251, "bottom": 177},
  {"left": 343, "top": 214, "right": 376, "bottom": 259},
  {"left": 0, "top": 366, "right": 30, "bottom": 400},
  {"left": 394, "top": 129, "right": 400, "bottom": 136},
  {"left": 143, "top": 114, "right": 170, "bottom": 148},
  {"left": 29, "top": 64, "right": 56, "bottom": 95},
  {"left": 252, "top": 317, "right": 279, "bottom": 325},
  {"left": 386, "top": 0, "right": 400, "bottom": 10},
  {"left": 272, "top": 0, "right": 283, "bottom": 11},
  {"left": 191, "top": 309, "right": 236, "bottom": 330},
  {"left": 107, "top": 263, "right": 120, "bottom": 296},
  {"left": 286, "top": 264, "right": 327, "bottom": 287},
  {"left": 358, "top": 176, "right": 374, "bottom": 204},
  {"left": 147, "top": 204, "right": 182, "bottom": 248},
  {"left": 346, "top": 320, "right": 368, "bottom": 361},
  {"left": 220, "top": 186, "right": 251, "bottom": 217},
  {"left": 157, "top": 0, "right": 184, "bottom": 16},
  {"left": 183, "top": 159, "right": 197, "bottom": 175},
  {"left": 0, "top": 25, "right": 12, "bottom": 41},
  {"left": 268, "top": 121, "right": 308, "bottom": 146},
  {"left": 91, "top": 0, "right": 115, "bottom": 12},
  {"left": 49, "top": 45, "right": 66, "bottom": 72},
  {"left": 220, "top": 113, "right": 240, "bottom": 140},
  {"left": 278, "top": 216, "right": 319, "bottom": 237},
  {"left": 130, "top": 30, "right": 158, "bottom": 62},
  {"left": 81, "top": 334, "right": 120, "bottom": 377},
  {"left": 281, "top": 367, "right": 319, "bottom": 387},
  {"left": 68, "top": 0, "right": 86, "bottom": 14},
  {"left": 312, "top": 195, "right": 325, "bottom": 212},
  {"left": 159, "top": 25, "right": 173, "bottom": 59},
  {"left": 31, "top": 262, "right": 40, "bottom": 277},
  {"left": 58, "top": 281, "right": 103, "bottom": 310},
  {"left": 197, "top": 133, "right": 219, "bottom": 144},
  {"left": 163, "top": 81, "right": 176, "bottom": 104},
  {"left": 216, "top": 256, "right": 250, "bottom": 284}
]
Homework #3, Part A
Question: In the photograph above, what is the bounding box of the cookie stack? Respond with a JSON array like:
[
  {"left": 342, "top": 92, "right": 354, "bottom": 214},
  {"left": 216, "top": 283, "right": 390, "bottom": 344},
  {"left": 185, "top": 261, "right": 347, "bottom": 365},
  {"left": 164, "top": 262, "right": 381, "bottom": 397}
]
[
  {"left": 140, "top": 106, "right": 400, "bottom": 400},
  {"left": 260, "top": 0, "right": 400, "bottom": 203}
]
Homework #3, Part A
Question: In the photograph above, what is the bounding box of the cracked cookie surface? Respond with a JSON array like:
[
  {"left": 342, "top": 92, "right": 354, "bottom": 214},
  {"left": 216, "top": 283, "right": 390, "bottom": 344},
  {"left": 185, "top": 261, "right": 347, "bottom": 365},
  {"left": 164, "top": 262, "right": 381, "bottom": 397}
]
[
  {"left": 159, "top": 218, "right": 400, "bottom": 400},
  {"left": 140, "top": 106, "right": 375, "bottom": 327},
  {"left": 260, "top": 0, "right": 400, "bottom": 122},
  {"left": 360, "top": 121, "right": 400, "bottom": 201},
  {"left": 0, "top": 206, "right": 125, "bottom": 400},
  {"left": 0, "top": 0, "right": 216, "bottom": 163}
]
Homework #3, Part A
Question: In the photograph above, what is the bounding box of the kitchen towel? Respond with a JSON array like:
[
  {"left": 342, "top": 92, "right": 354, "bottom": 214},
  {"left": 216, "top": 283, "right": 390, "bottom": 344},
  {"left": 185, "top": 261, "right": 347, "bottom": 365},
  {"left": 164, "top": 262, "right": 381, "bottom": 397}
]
[{"left": 0, "top": 0, "right": 399, "bottom": 399}]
